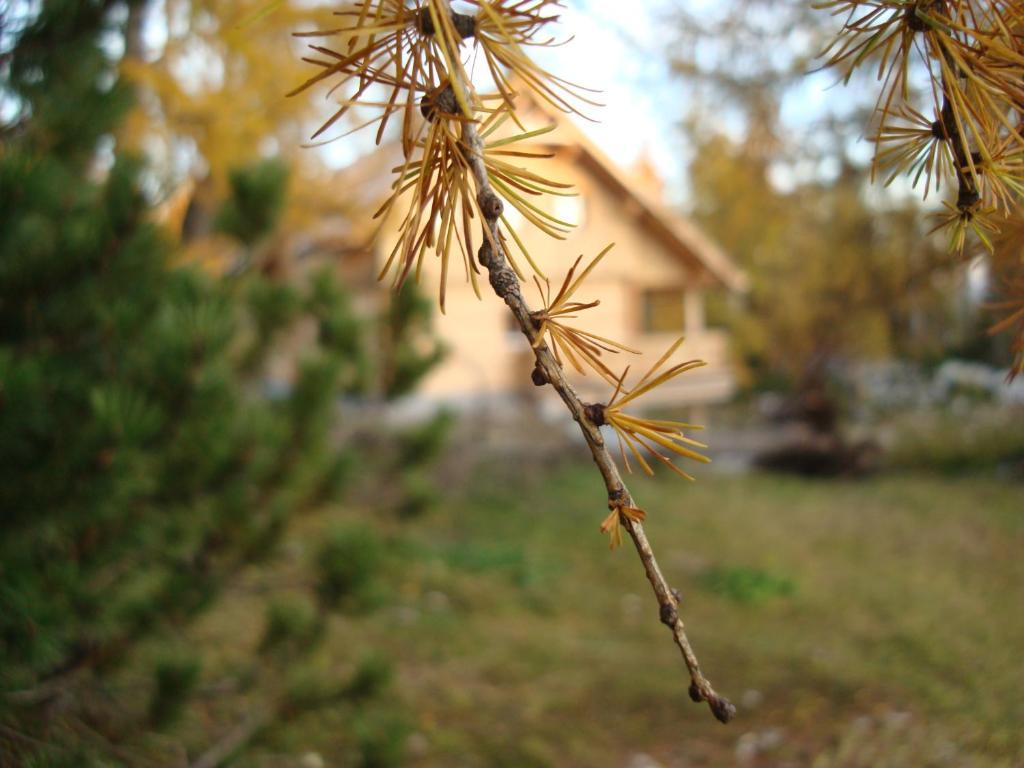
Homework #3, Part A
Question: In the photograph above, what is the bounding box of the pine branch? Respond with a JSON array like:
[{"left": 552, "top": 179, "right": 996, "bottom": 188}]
[{"left": 451, "top": 30, "right": 734, "bottom": 725}]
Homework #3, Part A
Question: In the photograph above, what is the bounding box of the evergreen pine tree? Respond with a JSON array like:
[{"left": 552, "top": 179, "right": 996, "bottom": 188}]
[{"left": 1, "top": 2, "right": 446, "bottom": 761}]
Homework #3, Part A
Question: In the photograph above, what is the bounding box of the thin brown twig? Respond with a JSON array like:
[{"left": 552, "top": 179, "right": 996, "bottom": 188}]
[
  {"left": 190, "top": 710, "right": 271, "bottom": 768},
  {"left": 445, "top": 8, "right": 734, "bottom": 723}
]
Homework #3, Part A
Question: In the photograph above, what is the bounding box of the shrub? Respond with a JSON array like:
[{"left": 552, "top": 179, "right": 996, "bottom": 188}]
[
  {"left": 355, "top": 712, "right": 409, "bottom": 768},
  {"left": 261, "top": 596, "right": 322, "bottom": 654},
  {"left": 887, "top": 408, "right": 1024, "bottom": 475},
  {"left": 149, "top": 650, "right": 201, "bottom": 728},
  {"left": 346, "top": 654, "right": 394, "bottom": 702},
  {"left": 316, "top": 526, "right": 384, "bottom": 610}
]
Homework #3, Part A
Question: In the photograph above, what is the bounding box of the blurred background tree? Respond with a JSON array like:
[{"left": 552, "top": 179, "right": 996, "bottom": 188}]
[
  {"left": 688, "top": 128, "right": 960, "bottom": 391},
  {"left": 118, "top": 0, "right": 363, "bottom": 246},
  {"left": 665, "top": 0, "right": 1007, "bottom": 395},
  {"left": 119, "top": 1, "right": 317, "bottom": 182},
  {"left": 0, "top": 1, "right": 444, "bottom": 762}
]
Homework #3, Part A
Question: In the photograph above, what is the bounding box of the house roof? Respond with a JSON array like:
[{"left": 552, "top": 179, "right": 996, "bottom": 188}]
[{"left": 515, "top": 92, "right": 749, "bottom": 293}]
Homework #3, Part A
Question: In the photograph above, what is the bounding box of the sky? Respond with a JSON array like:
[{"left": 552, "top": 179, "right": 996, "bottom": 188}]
[
  {"left": 483, "top": 1, "right": 855, "bottom": 205},
  {"left": 537, "top": 2, "right": 688, "bottom": 202},
  {"left": 539, "top": 2, "right": 884, "bottom": 202}
]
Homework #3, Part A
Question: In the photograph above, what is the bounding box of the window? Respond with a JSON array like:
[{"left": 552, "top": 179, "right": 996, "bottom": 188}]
[{"left": 641, "top": 288, "right": 685, "bottom": 333}]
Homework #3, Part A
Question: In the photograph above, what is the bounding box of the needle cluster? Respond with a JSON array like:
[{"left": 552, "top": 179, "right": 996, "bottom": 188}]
[
  {"left": 817, "top": 0, "right": 1024, "bottom": 374},
  {"left": 529, "top": 244, "right": 639, "bottom": 385},
  {"left": 291, "top": 1, "right": 592, "bottom": 310}
]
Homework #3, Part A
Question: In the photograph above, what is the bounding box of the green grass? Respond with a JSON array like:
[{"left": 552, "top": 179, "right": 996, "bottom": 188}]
[{"left": 180, "top": 465, "right": 1024, "bottom": 766}]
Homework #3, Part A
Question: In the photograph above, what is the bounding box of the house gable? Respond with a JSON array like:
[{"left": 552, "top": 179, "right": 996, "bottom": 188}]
[{"left": 511, "top": 93, "right": 748, "bottom": 293}]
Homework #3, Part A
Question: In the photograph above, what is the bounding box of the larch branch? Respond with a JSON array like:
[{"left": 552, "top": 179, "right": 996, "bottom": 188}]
[{"left": 448, "top": 36, "right": 734, "bottom": 725}]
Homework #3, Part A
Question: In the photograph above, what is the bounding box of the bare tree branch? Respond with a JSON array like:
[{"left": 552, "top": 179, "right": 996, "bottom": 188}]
[
  {"left": 450, "top": 30, "right": 734, "bottom": 723},
  {"left": 190, "top": 710, "right": 271, "bottom": 768}
]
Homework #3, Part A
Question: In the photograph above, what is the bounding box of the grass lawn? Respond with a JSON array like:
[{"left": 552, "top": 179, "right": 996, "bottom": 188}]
[{"left": 192, "top": 464, "right": 1024, "bottom": 767}]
